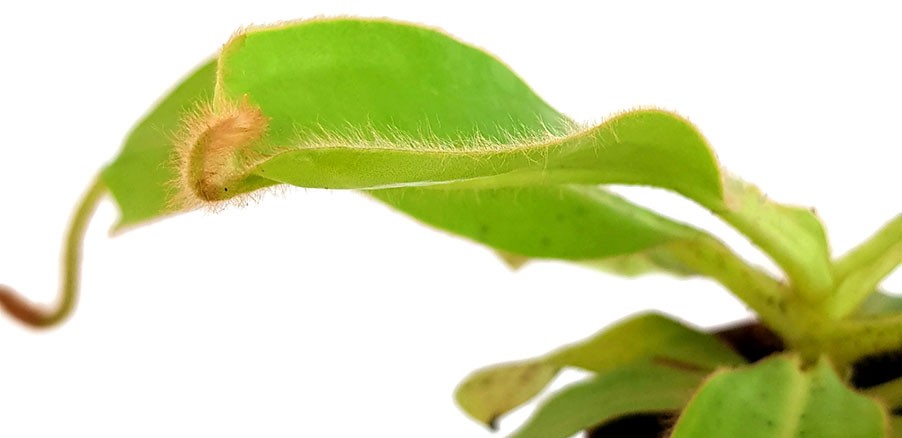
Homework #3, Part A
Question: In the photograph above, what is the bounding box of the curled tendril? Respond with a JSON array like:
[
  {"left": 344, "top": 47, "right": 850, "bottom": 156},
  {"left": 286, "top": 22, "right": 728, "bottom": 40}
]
[{"left": 0, "top": 176, "right": 105, "bottom": 328}]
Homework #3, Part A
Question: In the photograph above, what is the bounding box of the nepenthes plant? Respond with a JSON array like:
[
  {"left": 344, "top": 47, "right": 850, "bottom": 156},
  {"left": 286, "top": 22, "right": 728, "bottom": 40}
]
[{"left": 2, "top": 17, "right": 901, "bottom": 437}]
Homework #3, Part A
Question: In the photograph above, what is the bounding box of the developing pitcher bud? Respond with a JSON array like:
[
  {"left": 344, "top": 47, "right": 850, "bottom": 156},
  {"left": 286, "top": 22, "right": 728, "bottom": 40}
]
[{"left": 171, "top": 96, "right": 269, "bottom": 210}]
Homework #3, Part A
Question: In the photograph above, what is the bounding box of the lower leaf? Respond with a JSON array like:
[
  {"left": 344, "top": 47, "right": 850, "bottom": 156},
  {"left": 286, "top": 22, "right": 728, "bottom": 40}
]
[
  {"left": 671, "top": 355, "right": 888, "bottom": 438},
  {"left": 454, "top": 312, "right": 744, "bottom": 429},
  {"left": 509, "top": 362, "right": 706, "bottom": 438}
]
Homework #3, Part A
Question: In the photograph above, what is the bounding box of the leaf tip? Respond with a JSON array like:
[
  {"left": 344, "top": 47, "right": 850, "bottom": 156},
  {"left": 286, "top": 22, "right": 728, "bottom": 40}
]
[{"left": 495, "top": 250, "right": 530, "bottom": 270}]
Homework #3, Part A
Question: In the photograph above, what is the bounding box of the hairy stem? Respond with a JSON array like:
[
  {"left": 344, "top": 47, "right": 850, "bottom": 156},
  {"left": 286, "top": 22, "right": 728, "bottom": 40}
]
[{"left": 0, "top": 176, "right": 105, "bottom": 328}]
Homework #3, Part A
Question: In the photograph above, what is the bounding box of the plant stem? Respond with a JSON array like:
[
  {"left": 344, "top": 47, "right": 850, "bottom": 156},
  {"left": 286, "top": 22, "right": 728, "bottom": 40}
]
[
  {"left": 711, "top": 176, "right": 834, "bottom": 303},
  {"left": 829, "top": 243, "right": 902, "bottom": 320},
  {"left": 835, "top": 214, "right": 902, "bottom": 279},
  {"left": 827, "top": 214, "right": 902, "bottom": 319},
  {"left": 0, "top": 176, "right": 106, "bottom": 328},
  {"left": 667, "top": 236, "right": 796, "bottom": 340}
]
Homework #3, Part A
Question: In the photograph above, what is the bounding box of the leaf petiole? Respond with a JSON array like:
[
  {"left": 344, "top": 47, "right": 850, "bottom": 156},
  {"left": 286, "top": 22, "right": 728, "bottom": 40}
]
[
  {"left": 665, "top": 235, "right": 795, "bottom": 339},
  {"left": 828, "top": 214, "right": 902, "bottom": 319},
  {"left": 835, "top": 214, "right": 902, "bottom": 279}
]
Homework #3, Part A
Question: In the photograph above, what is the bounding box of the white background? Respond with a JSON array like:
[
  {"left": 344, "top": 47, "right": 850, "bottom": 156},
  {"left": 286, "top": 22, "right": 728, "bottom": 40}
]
[{"left": 1, "top": 1, "right": 900, "bottom": 437}]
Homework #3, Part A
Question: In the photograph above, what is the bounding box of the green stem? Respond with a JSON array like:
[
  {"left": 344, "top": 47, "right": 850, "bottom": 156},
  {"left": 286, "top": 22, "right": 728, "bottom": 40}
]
[
  {"left": 835, "top": 214, "right": 902, "bottom": 280},
  {"left": 667, "top": 235, "right": 796, "bottom": 340},
  {"left": 0, "top": 176, "right": 106, "bottom": 328},
  {"left": 824, "top": 214, "right": 902, "bottom": 320},
  {"left": 828, "top": 242, "right": 902, "bottom": 320},
  {"left": 711, "top": 176, "right": 834, "bottom": 303}
]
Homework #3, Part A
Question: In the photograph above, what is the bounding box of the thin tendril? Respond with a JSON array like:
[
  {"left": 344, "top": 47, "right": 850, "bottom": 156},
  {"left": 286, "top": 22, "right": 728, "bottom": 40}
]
[{"left": 0, "top": 176, "right": 106, "bottom": 328}]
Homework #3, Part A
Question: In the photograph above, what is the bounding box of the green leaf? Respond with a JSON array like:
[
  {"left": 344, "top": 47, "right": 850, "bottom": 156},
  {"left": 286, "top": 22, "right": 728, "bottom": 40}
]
[
  {"left": 207, "top": 19, "right": 831, "bottom": 292},
  {"left": 508, "top": 362, "right": 706, "bottom": 438},
  {"left": 454, "top": 361, "right": 558, "bottom": 430},
  {"left": 217, "top": 19, "right": 569, "bottom": 143},
  {"left": 371, "top": 185, "right": 696, "bottom": 260},
  {"left": 209, "top": 19, "right": 725, "bottom": 223},
  {"left": 671, "top": 356, "right": 888, "bottom": 438},
  {"left": 103, "top": 19, "right": 713, "bottom": 266},
  {"left": 454, "top": 312, "right": 743, "bottom": 428},
  {"left": 101, "top": 60, "right": 216, "bottom": 230},
  {"left": 104, "top": 18, "right": 832, "bottom": 308},
  {"left": 207, "top": 19, "right": 729, "bottom": 264},
  {"left": 547, "top": 312, "right": 745, "bottom": 373},
  {"left": 240, "top": 109, "right": 723, "bottom": 204}
]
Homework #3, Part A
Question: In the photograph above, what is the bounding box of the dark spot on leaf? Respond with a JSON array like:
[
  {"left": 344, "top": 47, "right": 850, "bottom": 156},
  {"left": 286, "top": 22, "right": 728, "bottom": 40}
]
[
  {"left": 223, "top": 187, "right": 228, "bottom": 192},
  {"left": 540, "top": 237, "right": 551, "bottom": 247},
  {"left": 651, "top": 357, "right": 708, "bottom": 373},
  {"left": 478, "top": 224, "right": 490, "bottom": 236},
  {"left": 519, "top": 366, "right": 537, "bottom": 382}
]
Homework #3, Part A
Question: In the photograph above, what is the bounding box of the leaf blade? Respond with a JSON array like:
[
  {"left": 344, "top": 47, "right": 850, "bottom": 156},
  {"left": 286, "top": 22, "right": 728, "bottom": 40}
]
[
  {"left": 103, "top": 18, "right": 833, "bottom": 305},
  {"left": 101, "top": 60, "right": 216, "bottom": 230},
  {"left": 509, "top": 362, "right": 705, "bottom": 438},
  {"left": 671, "top": 356, "right": 888, "bottom": 438},
  {"left": 211, "top": 19, "right": 832, "bottom": 296},
  {"left": 454, "top": 312, "right": 744, "bottom": 428},
  {"left": 370, "top": 185, "right": 694, "bottom": 260},
  {"left": 454, "top": 361, "right": 558, "bottom": 430},
  {"left": 547, "top": 312, "right": 746, "bottom": 373}
]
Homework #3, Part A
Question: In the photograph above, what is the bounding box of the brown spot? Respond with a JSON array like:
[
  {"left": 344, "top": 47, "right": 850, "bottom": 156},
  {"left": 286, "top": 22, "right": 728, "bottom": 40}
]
[{"left": 651, "top": 357, "right": 709, "bottom": 373}]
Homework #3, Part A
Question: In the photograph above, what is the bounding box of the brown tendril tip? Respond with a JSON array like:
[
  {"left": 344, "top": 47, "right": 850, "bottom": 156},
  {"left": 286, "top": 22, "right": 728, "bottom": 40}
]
[{"left": 0, "top": 286, "right": 58, "bottom": 328}]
